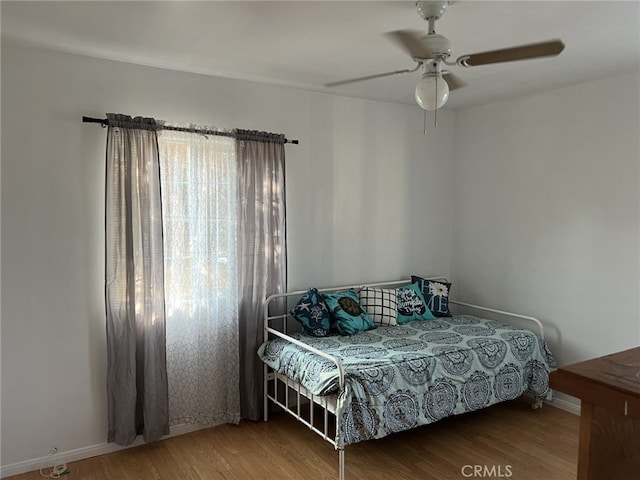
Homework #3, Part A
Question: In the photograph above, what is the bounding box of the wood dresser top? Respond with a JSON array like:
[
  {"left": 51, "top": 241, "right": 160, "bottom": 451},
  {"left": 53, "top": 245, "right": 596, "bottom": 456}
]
[{"left": 551, "top": 346, "right": 640, "bottom": 399}]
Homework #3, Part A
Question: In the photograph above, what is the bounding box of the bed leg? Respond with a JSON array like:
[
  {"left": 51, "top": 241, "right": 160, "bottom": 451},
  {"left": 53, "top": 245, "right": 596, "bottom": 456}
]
[
  {"left": 531, "top": 397, "right": 543, "bottom": 410},
  {"left": 338, "top": 448, "right": 345, "bottom": 480},
  {"left": 263, "top": 365, "right": 269, "bottom": 421}
]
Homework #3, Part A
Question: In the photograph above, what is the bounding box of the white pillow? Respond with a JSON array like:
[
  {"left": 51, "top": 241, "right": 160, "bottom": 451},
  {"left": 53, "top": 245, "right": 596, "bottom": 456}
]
[{"left": 358, "top": 287, "right": 398, "bottom": 326}]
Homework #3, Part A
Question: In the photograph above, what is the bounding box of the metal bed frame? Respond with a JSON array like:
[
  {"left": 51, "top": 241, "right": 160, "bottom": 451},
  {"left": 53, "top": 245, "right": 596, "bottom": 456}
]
[{"left": 262, "top": 279, "right": 545, "bottom": 480}]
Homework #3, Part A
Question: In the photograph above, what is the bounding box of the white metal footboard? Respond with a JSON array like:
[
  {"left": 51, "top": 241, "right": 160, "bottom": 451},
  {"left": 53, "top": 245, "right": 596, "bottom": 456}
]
[
  {"left": 263, "top": 310, "right": 347, "bottom": 478},
  {"left": 262, "top": 280, "right": 412, "bottom": 480},
  {"left": 265, "top": 371, "right": 338, "bottom": 441}
]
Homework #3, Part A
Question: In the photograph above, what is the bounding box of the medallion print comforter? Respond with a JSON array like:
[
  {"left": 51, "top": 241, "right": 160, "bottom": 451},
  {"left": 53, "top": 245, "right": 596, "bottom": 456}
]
[{"left": 258, "top": 315, "right": 557, "bottom": 448}]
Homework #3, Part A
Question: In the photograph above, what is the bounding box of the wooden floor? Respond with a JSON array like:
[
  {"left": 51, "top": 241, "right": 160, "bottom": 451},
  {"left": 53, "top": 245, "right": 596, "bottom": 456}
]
[{"left": 9, "top": 398, "right": 578, "bottom": 480}]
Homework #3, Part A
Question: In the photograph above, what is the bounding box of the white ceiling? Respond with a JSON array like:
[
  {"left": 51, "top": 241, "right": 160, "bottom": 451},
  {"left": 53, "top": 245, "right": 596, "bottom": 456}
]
[{"left": 2, "top": 1, "right": 639, "bottom": 110}]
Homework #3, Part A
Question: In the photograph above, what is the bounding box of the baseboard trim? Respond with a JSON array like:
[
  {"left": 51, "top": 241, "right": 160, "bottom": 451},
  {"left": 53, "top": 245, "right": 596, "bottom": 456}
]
[
  {"left": 1, "top": 423, "right": 215, "bottom": 478},
  {"left": 546, "top": 391, "right": 581, "bottom": 416},
  {"left": 522, "top": 391, "right": 580, "bottom": 416}
]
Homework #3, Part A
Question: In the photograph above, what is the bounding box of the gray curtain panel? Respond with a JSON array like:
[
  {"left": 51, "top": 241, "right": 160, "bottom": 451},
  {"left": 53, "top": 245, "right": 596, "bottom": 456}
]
[
  {"left": 236, "top": 130, "right": 287, "bottom": 420},
  {"left": 105, "top": 114, "right": 169, "bottom": 446}
]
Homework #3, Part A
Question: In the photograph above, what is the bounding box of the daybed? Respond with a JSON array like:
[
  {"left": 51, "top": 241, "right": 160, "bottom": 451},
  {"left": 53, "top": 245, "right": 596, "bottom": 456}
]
[{"left": 258, "top": 278, "right": 556, "bottom": 480}]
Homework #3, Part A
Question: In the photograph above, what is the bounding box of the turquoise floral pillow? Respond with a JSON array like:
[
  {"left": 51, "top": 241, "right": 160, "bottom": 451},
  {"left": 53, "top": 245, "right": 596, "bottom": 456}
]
[
  {"left": 411, "top": 275, "right": 452, "bottom": 317},
  {"left": 321, "top": 289, "right": 376, "bottom": 335},
  {"left": 289, "top": 288, "right": 332, "bottom": 337},
  {"left": 396, "top": 283, "right": 436, "bottom": 323}
]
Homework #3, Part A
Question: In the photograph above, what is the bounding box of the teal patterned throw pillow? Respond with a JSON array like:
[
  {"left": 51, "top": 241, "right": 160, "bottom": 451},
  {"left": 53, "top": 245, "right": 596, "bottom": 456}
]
[
  {"left": 396, "top": 283, "right": 436, "bottom": 323},
  {"left": 290, "top": 288, "right": 332, "bottom": 337},
  {"left": 411, "top": 275, "right": 452, "bottom": 317},
  {"left": 321, "top": 289, "right": 376, "bottom": 335}
]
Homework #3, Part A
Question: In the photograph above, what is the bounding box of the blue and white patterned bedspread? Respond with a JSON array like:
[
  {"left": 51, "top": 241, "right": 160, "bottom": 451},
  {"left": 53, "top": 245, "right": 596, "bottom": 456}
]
[{"left": 258, "top": 315, "right": 557, "bottom": 447}]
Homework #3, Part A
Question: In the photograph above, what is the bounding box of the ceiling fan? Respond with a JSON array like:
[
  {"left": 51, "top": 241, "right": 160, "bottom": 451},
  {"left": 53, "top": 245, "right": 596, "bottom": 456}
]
[{"left": 325, "top": 0, "right": 565, "bottom": 111}]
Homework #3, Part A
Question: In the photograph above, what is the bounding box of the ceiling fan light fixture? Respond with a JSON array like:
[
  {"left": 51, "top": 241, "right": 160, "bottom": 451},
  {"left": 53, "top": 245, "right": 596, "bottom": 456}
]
[{"left": 415, "top": 72, "right": 449, "bottom": 110}]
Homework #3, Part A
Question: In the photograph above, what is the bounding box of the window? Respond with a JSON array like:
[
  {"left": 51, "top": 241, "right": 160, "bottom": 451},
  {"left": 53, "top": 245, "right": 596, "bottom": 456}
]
[{"left": 159, "top": 130, "right": 238, "bottom": 317}]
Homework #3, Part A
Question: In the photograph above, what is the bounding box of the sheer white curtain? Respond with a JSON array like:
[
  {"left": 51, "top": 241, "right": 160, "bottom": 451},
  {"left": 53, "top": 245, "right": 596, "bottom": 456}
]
[{"left": 158, "top": 127, "right": 240, "bottom": 426}]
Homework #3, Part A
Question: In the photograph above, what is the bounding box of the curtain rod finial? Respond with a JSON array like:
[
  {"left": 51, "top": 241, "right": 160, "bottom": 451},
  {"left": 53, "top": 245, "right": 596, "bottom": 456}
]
[{"left": 83, "top": 116, "right": 108, "bottom": 128}]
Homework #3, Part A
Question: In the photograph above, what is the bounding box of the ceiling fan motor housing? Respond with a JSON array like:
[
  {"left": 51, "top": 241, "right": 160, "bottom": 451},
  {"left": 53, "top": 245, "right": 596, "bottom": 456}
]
[{"left": 417, "top": 34, "right": 452, "bottom": 60}]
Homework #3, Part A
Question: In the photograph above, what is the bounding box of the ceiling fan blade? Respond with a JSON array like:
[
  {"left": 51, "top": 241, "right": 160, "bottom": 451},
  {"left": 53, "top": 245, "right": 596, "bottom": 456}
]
[
  {"left": 324, "top": 64, "right": 420, "bottom": 87},
  {"left": 443, "top": 72, "right": 466, "bottom": 91},
  {"left": 384, "top": 30, "right": 430, "bottom": 59},
  {"left": 457, "top": 39, "right": 565, "bottom": 67}
]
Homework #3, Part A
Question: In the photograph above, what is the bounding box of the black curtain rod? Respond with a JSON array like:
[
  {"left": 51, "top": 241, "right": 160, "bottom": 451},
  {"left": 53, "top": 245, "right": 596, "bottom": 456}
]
[{"left": 82, "top": 116, "right": 299, "bottom": 145}]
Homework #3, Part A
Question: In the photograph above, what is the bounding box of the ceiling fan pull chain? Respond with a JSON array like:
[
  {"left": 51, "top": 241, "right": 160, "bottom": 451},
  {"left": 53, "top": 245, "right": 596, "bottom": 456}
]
[{"left": 423, "top": 108, "right": 427, "bottom": 135}]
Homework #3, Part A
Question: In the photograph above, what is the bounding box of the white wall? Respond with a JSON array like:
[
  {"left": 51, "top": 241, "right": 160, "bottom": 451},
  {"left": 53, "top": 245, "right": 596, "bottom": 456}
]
[
  {"left": 0, "top": 40, "right": 455, "bottom": 471},
  {"left": 452, "top": 72, "right": 640, "bottom": 373}
]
